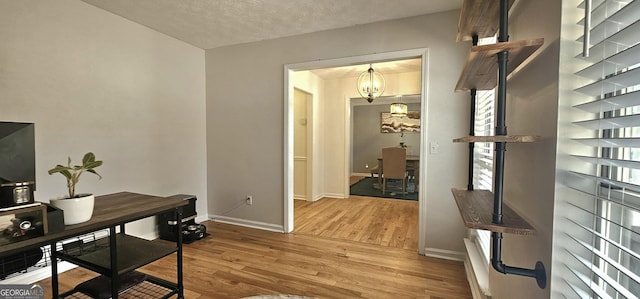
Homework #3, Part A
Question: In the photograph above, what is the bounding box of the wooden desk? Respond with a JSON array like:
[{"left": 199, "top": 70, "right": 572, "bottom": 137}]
[
  {"left": 0, "top": 192, "right": 187, "bottom": 299},
  {"left": 377, "top": 155, "right": 420, "bottom": 191}
]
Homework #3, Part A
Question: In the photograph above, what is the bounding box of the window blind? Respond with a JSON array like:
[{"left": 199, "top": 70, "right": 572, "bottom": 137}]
[
  {"left": 565, "top": 0, "right": 640, "bottom": 297},
  {"left": 473, "top": 88, "right": 494, "bottom": 261},
  {"left": 471, "top": 36, "right": 497, "bottom": 263}
]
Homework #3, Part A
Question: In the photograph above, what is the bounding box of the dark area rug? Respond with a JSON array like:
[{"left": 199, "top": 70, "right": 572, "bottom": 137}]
[{"left": 350, "top": 177, "right": 418, "bottom": 200}]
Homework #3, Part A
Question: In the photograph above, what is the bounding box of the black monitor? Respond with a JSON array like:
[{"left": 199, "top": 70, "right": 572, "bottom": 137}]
[{"left": 0, "top": 122, "right": 36, "bottom": 189}]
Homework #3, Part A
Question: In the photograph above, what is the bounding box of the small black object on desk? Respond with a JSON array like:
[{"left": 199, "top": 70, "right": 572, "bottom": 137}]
[{"left": 159, "top": 194, "right": 207, "bottom": 243}]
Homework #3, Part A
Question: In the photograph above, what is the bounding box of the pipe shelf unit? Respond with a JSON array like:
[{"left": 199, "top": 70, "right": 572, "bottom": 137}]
[
  {"left": 452, "top": 0, "right": 547, "bottom": 289},
  {"left": 456, "top": 0, "right": 515, "bottom": 42},
  {"left": 455, "top": 38, "right": 544, "bottom": 92},
  {"left": 453, "top": 135, "right": 540, "bottom": 143}
]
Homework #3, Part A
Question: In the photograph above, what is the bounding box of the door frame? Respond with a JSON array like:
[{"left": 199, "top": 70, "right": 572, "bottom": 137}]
[{"left": 284, "top": 48, "right": 430, "bottom": 254}]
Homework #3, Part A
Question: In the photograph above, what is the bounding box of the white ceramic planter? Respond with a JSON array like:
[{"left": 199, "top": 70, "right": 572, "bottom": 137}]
[{"left": 49, "top": 194, "right": 95, "bottom": 225}]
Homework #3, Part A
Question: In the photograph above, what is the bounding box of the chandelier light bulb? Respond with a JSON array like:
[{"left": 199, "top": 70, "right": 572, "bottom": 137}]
[{"left": 357, "top": 64, "right": 385, "bottom": 103}]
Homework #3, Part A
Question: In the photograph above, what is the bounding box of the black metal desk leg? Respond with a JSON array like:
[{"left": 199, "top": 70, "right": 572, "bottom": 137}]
[
  {"left": 109, "top": 226, "right": 120, "bottom": 299},
  {"left": 176, "top": 208, "right": 184, "bottom": 298},
  {"left": 50, "top": 242, "right": 58, "bottom": 299}
]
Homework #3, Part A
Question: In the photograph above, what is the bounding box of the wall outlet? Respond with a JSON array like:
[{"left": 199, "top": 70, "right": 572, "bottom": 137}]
[
  {"left": 430, "top": 141, "right": 440, "bottom": 154},
  {"left": 246, "top": 195, "right": 253, "bottom": 205}
]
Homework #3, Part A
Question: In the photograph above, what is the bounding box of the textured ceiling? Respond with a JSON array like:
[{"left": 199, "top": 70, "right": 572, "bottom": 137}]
[{"left": 81, "top": 0, "right": 461, "bottom": 49}]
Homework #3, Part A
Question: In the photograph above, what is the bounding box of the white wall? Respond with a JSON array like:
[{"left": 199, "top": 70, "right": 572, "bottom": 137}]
[
  {"left": 0, "top": 0, "right": 207, "bottom": 238},
  {"left": 206, "top": 10, "right": 471, "bottom": 254},
  {"left": 294, "top": 71, "right": 324, "bottom": 201},
  {"left": 488, "top": 0, "right": 562, "bottom": 297}
]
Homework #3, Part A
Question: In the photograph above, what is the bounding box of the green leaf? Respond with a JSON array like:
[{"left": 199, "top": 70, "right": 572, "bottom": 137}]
[
  {"left": 82, "top": 152, "right": 96, "bottom": 165},
  {"left": 87, "top": 169, "right": 102, "bottom": 179},
  {"left": 48, "top": 165, "right": 71, "bottom": 175},
  {"left": 84, "top": 161, "right": 103, "bottom": 169},
  {"left": 59, "top": 169, "right": 72, "bottom": 180}
]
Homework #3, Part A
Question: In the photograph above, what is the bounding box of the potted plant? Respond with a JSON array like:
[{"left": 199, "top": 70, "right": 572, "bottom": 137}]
[{"left": 48, "top": 152, "right": 103, "bottom": 225}]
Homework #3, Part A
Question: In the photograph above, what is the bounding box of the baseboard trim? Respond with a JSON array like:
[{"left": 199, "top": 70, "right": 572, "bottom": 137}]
[
  {"left": 196, "top": 214, "right": 209, "bottom": 223},
  {"left": 323, "top": 193, "right": 347, "bottom": 199},
  {"left": 352, "top": 172, "right": 371, "bottom": 177},
  {"left": 1, "top": 261, "right": 76, "bottom": 285},
  {"left": 424, "top": 247, "right": 465, "bottom": 262},
  {"left": 211, "top": 215, "right": 284, "bottom": 233},
  {"left": 139, "top": 230, "right": 159, "bottom": 241}
]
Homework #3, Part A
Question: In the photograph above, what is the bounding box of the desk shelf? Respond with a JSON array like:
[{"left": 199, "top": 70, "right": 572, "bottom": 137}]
[
  {"left": 453, "top": 135, "right": 541, "bottom": 143},
  {"left": 451, "top": 188, "right": 536, "bottom": 235},
  {"left": 58, "top": 234, "right": 177, "bottom": 277},
  {"left": 455, "top": 38, "right": 544, "bottom": 92}
]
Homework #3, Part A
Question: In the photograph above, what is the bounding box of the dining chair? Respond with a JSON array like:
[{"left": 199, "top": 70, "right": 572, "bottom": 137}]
[{"left": 381, "top": 147, "right": 407, "bottom": 194}]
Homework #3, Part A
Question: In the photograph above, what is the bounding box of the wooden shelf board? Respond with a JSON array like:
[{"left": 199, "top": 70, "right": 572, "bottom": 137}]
[
  {"left": 453, "top": 135, "right": 541, "bottom": 143},
  {"left": 457, "top": 0, "right": 515, "bottom": 42},
  {"left": 455, "top": 38, "right": 544, "bottom": 92},
  {"left": 451, "top": 188, "right": 536, "bottom": 235}
]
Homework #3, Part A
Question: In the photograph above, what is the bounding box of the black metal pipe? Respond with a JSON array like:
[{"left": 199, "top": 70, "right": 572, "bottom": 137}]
[
  {"left": 491, "top": 232, "right": 547, "bottom": 289},
  {"left": 498, "top": 0, "right": 509, "bottom": 42},
  {"left": 492, "top": 144, "right": 506, "bottom": 224},
  {"left": 495, "top": 52, "right": 508, "bottom": 136},
  {"left": 468, "top": 89, "right": 476, "bottom": 191},
  {"left": 488, "top": 0, "right": 547, "bottom": 290},
  {"left": 467, "top": 35, "right": 479, "bottom": 191},
  {"left": 493, "top": 51, "right": 508, "bottom": 224}
]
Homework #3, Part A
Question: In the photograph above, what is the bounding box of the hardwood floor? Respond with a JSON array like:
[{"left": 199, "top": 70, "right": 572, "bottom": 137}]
[
  {"left": 36, "top": 195, "right": 471, "bottom": 298},
  {"left": 295, "top": 196, "right": 418, "bottom": 251}
]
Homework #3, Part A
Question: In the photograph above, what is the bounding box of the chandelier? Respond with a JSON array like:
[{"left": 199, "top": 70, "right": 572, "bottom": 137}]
[
  {"left": 390, "top": 102, "right": 408, "bottom": 117},
  {"left": 357, "top": 64, "right": 386, "bottom": 103}
]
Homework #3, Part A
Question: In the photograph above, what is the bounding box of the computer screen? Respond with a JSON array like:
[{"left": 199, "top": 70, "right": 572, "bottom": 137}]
[{"left": 0, "top": 122, "right": 36, "bottom": 189}]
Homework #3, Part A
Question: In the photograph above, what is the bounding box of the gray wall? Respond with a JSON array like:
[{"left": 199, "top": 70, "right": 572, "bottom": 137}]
[
  {"left": 206, "top": 10, "right": 471, "bottom": 254},
  {"left": 352, "top": 103, "right": 421, "bottom": 174},
  {"left": 0, "top": 0, "right": 208, "bottom": 238}
]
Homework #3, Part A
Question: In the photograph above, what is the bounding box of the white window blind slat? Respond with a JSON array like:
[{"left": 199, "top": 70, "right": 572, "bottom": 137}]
[
  {"left": 574, "top": 90, "right": 640, "bottom": 113},
  {"left": 565, "top": 251, "right": 615, "bottom": 299},
  {"left": 573, "top": 113, "right": 640, "bottom": 130},
  {"left": 574, "top": 137, "right": 640, "bottom": 148},
  {"left": 576, "top": 43, "right": 640, "bottom": 80},
  {"left": 579, "top": 19, "right": 640, "bottom": 63},
  {"left": 574, "top": 66, "right": 640, "bottom": 96},
  {"left": 569, "top": 235, "right": 640, "bottom": 286},
  {"left": 571, "top": 154, "right": 640, "bottom": 170},
  {"left": 569, "top": 218, "right": 640, "bottom": 262},
  {"left": 569, "top": 249, "right": 637, "bottom": 299},
  {"left": 568, "top": 171, "right": 640, "bottom": 193},
  {"left": 578, "top": 1, "right": 640, "bottom": 46}
]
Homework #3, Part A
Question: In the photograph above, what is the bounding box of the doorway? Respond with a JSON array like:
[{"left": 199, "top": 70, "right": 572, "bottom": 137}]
[
  {"left": 284, "top": 49, "right": 430, "bottom": 254},
  {"left": 349, "top": 94, "right": 422, "bottom": 200}
]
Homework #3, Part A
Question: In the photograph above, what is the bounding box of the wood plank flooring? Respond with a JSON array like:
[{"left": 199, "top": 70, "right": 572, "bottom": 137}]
[
  {"left": 35, "top": 194, "right": 471, "bottom": 299},
  {"left": 295, "top": 196, "right": 418, "bottom": 251}
]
